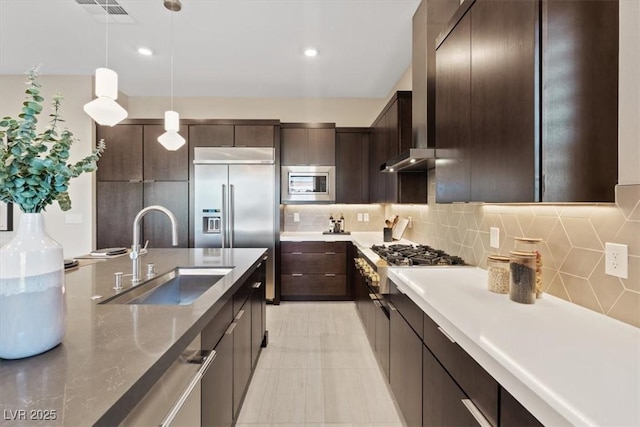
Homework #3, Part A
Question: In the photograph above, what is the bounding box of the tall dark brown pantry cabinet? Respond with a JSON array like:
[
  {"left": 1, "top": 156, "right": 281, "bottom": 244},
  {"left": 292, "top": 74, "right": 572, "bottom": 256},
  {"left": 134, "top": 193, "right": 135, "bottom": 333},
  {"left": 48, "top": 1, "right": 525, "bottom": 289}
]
[{"left": 96, "top": 123, "right": 189, "bottom": 249}]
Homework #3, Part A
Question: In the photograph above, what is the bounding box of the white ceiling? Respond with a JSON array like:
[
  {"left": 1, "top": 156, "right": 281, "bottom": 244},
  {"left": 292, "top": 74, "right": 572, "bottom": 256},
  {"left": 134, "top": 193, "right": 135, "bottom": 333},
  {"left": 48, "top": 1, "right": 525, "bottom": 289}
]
[{"left": 0, "top": 0, "right": 420, "bottom": 98}]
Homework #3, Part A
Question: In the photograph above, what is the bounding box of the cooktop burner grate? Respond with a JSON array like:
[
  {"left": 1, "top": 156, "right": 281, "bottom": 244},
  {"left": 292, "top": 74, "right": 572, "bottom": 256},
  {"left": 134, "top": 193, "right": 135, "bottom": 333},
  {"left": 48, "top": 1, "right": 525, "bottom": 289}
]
[{"left": 370, "top": 244, "right": 466, "bottom": 266}]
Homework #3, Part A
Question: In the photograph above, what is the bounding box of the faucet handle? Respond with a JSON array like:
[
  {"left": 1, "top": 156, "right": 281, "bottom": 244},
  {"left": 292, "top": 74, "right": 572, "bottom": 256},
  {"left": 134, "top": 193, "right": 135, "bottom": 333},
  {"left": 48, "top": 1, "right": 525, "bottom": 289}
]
[{"left": 114, "top": 272, "right": 124, "bottom": 291}]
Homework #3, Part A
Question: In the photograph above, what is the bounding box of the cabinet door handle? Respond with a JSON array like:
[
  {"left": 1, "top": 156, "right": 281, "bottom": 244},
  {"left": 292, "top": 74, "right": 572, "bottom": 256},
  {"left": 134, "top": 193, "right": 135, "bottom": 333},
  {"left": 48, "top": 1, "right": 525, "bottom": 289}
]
[
  {"left": 291, "top": 252, "right": 303, "bottom": 255},
  {"left": 159, "top": 349, "right": 217, "bottom": 427},
  {"left": 325, "top": 251, "right": 336, "bottom": 255},
  {"left": 388, "top": 302, "right": 397, "bottom": 311},
  {"left": 252, "top": 281, "right": 262, "bottom": 289},
  {"left": 369, "top": 293, "right": 377, "bottom": 300},
  {"left": 437, "top": 326, "right": 456, "bottom": 344},
  {"left": 292, "top": 273, "right": 303, "bottom": 277},
  {"left": 235, "top": 309, "right": 245, "bottom": 321},
  {"left": 461, "top": 399, "right": 492, "bottom": 427},
  {"left": 373, "top": 300, "right": 382, "bottom": 308},
  {"left": 225, "top": 322, "right": 237, "bottom": 335},
  {"left": 324, "top": 273, "right": 336, "bottom": 277},
  {"left": 142, "top": 179, "right": 156, "bottom": 183}
]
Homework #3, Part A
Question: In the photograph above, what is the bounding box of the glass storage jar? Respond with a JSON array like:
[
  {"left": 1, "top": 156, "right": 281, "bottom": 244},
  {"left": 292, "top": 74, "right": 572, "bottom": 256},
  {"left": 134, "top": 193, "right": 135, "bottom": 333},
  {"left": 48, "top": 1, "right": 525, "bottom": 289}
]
[
  {"left": 514, "top": 237, "right": 543, "bottom": 298},
  {"left": 509, "top": 251, "right": 537, "bottom": 304},
  {"left": 487, "top": 255, "right": 510, "bottom": 294}
]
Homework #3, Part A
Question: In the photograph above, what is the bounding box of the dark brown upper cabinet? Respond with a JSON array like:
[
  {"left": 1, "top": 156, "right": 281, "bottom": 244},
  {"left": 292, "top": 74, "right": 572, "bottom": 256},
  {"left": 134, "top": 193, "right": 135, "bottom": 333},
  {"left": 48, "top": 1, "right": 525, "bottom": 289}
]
[
  {"left": 335, "top": 128, "right": 369, "bottom": 204},
  {"left": 96, "top": 125, "right": 144, "bottom": 181},
  {"left": 435, "top": 9, "right": 472, "bottom": 203},
  {"left": 143, "top": 124, "right": 189, "bottom": 181},
  {"left": 281, "top": 123, "right": 336, "bottom": 166},
  {"left": 434, "top": 0, "right": 618, "bottom": 203},
  {"left": 370, "top": 91, "right": 427, "bottom": 204},
  {"left": 189, "top": 123, "right": 276, "bottom": 147}
]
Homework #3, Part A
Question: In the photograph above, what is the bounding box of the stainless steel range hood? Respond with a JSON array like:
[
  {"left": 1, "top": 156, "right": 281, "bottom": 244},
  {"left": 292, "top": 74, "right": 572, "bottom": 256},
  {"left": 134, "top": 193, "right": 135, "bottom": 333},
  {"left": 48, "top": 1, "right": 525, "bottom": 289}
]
[{"left": 380, "top": 148, "right": 436, "bottom": 173}]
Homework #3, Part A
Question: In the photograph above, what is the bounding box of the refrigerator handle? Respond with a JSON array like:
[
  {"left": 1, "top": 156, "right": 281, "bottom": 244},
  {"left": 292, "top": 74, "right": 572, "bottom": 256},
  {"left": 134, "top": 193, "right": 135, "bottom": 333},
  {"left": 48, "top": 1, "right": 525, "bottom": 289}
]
[
  {"left": 229, "top": 184, "right": 235, "bottom": 248},
  {"left": 221, "top": 184, "right": 227, "bottom": 248}
]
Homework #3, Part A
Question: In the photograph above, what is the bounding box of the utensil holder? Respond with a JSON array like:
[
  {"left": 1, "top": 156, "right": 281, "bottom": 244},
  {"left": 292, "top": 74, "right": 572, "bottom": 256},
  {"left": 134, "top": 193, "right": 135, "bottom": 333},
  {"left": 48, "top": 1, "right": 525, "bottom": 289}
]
[{"left": 383, "top": 227, "right": 392, "bottom": 242}]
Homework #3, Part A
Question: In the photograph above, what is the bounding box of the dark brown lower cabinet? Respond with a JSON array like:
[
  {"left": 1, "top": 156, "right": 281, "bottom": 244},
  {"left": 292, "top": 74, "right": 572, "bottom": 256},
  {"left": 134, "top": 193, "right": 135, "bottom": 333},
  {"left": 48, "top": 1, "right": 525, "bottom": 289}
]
[
  {"left": 202, "top": 325, "right": 233, "bottom": 427},
  {"left": 390, "top": 304, "right": 423, "bottom": 427},
  {"left": 250, "top": 275, "right": 265, "bottom": 369},
  {"left": 374, "top": 301, "right": 390, "bottom": 381},
  {"left": 233, "top": 301, "right": 252, "bottom": 418},
  {"left": 500, "top": 388, "right": 543, "bottom": 427},
  {"left": 280, "top": 241, "right": 349, "bottom": 300},
  {"left": 423, "top": 345, "right": 477, "bottom": 427},
  {"left": 202, "top": 298, "right": 234, "bottom": 427}
]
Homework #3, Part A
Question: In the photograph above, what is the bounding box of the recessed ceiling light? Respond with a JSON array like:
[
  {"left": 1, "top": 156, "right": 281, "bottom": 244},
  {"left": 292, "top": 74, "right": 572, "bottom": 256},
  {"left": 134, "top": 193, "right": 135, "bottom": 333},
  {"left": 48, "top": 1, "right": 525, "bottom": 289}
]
[
  {"left": 137, "top": 47, "right": 153, "bottom": 56},
  {"left": 304, "top": 47, "right": 318, "bottom": 57}
]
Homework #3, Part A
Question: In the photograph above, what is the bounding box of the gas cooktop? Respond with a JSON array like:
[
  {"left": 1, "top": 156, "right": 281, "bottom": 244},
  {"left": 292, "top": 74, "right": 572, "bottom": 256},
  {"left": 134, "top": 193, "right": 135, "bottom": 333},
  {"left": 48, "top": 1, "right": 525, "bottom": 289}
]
[{"left": 370, "top": 244, "right": 466, "bottom": 266}]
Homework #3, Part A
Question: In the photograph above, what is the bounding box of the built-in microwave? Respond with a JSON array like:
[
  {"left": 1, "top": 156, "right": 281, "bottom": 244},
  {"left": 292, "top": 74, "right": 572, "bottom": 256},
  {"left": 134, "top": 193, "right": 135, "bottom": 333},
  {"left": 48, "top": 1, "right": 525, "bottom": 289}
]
[{"left": 281, "top": 166, "right": 336, "bottom": 203}]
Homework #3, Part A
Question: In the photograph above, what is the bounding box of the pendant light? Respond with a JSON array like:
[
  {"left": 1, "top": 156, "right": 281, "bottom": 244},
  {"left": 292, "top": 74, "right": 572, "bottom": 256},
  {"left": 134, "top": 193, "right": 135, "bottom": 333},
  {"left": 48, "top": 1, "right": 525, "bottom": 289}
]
[
  {"left": 158, "top": 0, "right": 185, "bottom": 151},
  {"left": 83, "top": 0, "right": 128, "bottom": 126}
]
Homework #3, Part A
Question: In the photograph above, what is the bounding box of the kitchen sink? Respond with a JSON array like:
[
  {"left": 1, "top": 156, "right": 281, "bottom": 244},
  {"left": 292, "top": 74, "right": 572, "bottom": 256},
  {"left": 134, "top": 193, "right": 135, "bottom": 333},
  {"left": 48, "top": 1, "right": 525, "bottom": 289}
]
[{"left": 100, "top": 268, "right": 233, "bottom": 305}]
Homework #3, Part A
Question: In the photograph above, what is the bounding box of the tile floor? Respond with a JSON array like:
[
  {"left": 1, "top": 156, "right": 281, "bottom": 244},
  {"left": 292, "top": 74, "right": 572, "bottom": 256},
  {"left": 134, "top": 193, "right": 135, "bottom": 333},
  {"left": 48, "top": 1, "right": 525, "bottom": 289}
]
[{"left": 236, "top": 302, "right": 406, "bottom": 427}]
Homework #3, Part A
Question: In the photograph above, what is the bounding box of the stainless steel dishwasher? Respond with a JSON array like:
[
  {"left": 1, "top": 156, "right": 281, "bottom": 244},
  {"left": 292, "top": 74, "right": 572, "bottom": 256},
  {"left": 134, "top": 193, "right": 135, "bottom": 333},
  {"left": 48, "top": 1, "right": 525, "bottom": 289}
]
[{"left": 120, "top": 334, "right": 215, "bottom": 426}]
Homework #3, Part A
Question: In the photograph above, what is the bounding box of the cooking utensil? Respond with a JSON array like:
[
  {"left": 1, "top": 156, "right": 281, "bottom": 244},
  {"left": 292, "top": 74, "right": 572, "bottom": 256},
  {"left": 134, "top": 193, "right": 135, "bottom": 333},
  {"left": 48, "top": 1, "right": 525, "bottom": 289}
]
[
  {"left": 385, "top": 219, "right": 391, "bottom": 227},
  {"left": 392, "top": 215, "right": 399, "bottom": 227}
]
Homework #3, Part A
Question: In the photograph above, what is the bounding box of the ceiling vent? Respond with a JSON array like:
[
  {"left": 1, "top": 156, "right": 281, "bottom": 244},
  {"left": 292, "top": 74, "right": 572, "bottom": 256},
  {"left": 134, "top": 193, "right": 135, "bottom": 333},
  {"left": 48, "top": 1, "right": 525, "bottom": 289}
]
[{"left": 75, "top": 0, "right": 135, "bottom": 24}]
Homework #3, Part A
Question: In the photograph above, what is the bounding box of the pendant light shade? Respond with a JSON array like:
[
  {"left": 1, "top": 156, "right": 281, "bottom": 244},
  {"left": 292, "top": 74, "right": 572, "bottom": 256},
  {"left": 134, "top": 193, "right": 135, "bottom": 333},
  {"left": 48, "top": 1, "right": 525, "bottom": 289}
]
[
  {"left": 158, "top": 110, "right": 185, "bottom": 151},
  {"left": 83, "top": 68, "right": 128, "bottom": 126}
]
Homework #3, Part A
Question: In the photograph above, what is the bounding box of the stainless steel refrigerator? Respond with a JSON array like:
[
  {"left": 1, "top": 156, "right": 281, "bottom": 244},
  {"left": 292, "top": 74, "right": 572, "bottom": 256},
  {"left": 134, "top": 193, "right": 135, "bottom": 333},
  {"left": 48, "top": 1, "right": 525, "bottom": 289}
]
[{"left": 193, "top": 147, "right": 277, "bottom": 301}]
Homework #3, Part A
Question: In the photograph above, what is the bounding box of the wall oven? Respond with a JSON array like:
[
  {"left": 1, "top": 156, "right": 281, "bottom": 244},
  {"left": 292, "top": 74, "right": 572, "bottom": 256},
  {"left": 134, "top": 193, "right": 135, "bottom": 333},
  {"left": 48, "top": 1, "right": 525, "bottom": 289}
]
[{"left": 281, "top": 165, "right": 335, "bottom": 203}]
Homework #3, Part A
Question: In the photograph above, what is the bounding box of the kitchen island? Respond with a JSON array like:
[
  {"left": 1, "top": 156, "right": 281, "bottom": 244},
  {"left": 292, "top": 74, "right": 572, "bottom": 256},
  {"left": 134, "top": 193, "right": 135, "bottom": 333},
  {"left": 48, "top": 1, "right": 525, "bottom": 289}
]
[{"left": 0, "top": 248, "right": 267, "bottom": 426}]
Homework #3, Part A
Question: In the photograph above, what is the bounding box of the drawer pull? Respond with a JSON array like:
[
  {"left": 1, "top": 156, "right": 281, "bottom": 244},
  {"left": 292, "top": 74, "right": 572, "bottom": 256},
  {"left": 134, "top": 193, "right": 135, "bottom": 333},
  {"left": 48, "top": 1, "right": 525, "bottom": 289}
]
[
  {"left": 159, "top": 350, "right": 216, "bottom": 427},
  {"left": 325, "top": 251, "right": 336, "bottom": 255},
  {"left": 461, "top": 399, "right": 492, "bottom": 427},
  {"left": 373, "top": 300, "right": 382, "bottom": 308},
  {"left": 388, "top": 302, "right": 397, "bottom": 311},
  {"left": 235, "top": 309, "right": 245, "bottom": 321},
  {"left": 291, "top": 252, "right": 303, "bottom": 255},
  {"left": 225, "top": 322, "right": 237, "bottom": 335},
  {"left": 292, "top": 273, "right": 303, "bottom": 277},
  {"left": 437, "top": 326, "right": 456, "bottom": 344},
  {"left": 369, "top": 293, "right": 377, "bottom": 300},
  {"left": 324, "top": 273, "right": 336, "bottom": 277},
  {"left": 252, "top": 281, "right": 262, "bottom": 289}
]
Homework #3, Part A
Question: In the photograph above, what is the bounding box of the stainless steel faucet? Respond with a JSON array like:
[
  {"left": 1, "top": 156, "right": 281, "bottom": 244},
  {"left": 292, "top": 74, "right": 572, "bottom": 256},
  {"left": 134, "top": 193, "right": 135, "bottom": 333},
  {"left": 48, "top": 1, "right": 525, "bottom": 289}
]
[{"left": 130, "top": 205, "right": 179, "bottom": 283}]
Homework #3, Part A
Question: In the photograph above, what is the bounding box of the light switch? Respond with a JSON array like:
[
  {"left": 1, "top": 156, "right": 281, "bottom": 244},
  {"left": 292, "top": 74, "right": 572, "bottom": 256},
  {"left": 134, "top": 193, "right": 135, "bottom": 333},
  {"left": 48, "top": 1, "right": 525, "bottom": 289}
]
[
  {"left": 293, "top": 212, "right": 300, "bottom": 222},
  {"left": 490, "top": 227, "right": 499, "bottom": 249},
  {"left": 357, "top": 213, "right": 363, "bottom": 222}
]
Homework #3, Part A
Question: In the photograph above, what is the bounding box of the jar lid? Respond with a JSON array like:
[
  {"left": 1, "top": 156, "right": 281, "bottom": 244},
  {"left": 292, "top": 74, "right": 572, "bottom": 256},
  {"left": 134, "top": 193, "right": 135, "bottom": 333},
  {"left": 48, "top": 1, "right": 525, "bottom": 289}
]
[
  {"left": 487, "top": 255, "right": 510, "bottom": 262},
  {"left": 515, "top": 237, "right": 543, "bottom": 243},
  {"left": 510, "top": 250, "right": 537, "bottom": 257}
]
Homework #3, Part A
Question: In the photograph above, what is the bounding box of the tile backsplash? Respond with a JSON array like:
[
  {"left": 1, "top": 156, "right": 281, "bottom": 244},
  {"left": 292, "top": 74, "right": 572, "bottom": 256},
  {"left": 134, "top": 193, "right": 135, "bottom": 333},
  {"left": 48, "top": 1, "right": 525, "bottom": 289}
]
[
  {"left": 282, "top": 178, "right": 639, "bottom": 329},
  {"left": 283, "top": 204, "right": 385, "bottom": 232},
  {"left": 387, "top": 171, "right": 640, "bottom": 329}
]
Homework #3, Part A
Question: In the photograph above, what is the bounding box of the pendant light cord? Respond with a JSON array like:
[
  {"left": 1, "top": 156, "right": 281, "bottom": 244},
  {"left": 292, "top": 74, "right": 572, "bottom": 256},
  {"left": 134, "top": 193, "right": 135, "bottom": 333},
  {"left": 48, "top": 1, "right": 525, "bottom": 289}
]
[
  {"left": 105, "top": 0, "right": 109, "bottom": 68},
  {"left": 170, "top": 10, "right": 174, "bottom": 111}
]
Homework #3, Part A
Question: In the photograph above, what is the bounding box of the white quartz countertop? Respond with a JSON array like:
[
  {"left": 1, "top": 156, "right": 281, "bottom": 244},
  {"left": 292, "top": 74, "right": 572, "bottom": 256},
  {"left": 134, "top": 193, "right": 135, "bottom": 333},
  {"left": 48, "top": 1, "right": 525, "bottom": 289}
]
[{"left": 387, "top": 267, "right": 640, "bottom": 427}]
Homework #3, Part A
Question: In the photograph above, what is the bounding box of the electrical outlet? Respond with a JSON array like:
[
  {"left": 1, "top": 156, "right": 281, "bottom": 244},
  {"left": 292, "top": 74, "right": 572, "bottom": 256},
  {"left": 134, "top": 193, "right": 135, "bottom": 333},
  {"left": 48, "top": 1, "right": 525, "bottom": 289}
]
[
  {"left": 605, "top": 242, "right": 628, "bottom": 278},
  {"left": 490, "top": 227, "right": 500, "bottom": 249},
  {"left": 293, "top": 212, "right": 300, "bottom": 222},
  {"left": 357, "top": 213, "right": 363, "bottom": 222},
  {"left": 363, "top": 213, "right": 370, "bottom": 222},
  {"left": 407, "top": 216, "right": 413, "bottom": 228}
]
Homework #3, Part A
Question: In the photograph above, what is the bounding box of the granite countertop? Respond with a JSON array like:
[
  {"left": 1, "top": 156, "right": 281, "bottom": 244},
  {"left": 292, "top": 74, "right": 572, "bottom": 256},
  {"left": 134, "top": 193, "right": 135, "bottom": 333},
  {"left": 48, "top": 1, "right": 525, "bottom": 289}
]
[
  {"left": 0, "top": 248, "right": 267, "bottom": 427},
  {"left": 387, "top": 267, "right": 640, "bottom": 426}
]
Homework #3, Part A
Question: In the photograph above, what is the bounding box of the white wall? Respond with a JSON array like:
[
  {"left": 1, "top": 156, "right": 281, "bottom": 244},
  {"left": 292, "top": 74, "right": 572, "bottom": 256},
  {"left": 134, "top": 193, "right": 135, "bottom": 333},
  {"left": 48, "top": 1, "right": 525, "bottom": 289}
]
[
  {"left": 0, "top": 75, "right": 95, "bottom": 257},
  {"left": 619, "top": 0, "right": 640, "bottom": 185}
]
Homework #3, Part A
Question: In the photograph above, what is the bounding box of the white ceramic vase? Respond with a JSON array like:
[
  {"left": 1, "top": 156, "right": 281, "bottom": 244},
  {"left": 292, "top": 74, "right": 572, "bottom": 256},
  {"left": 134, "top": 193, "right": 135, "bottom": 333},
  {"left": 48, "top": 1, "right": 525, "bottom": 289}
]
[{"left": 0, "top": 213, "right": 66, "bottom": 359}]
